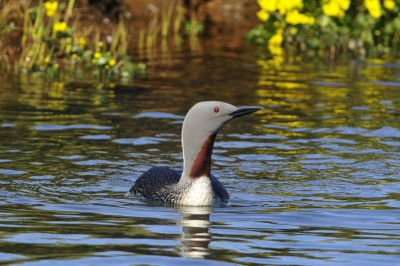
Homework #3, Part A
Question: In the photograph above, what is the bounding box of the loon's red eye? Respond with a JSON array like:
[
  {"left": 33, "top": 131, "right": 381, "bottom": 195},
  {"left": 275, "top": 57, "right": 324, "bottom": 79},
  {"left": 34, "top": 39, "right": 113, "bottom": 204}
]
[{"left": 214, "top": 107, "right": 219, "bottom": 113}]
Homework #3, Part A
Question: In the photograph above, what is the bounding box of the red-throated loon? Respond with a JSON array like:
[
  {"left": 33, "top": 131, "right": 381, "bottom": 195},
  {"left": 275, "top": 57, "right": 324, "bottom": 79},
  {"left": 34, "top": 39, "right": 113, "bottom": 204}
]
[{"left": 129, "top": 101, "right": 261, "bottom": 205}]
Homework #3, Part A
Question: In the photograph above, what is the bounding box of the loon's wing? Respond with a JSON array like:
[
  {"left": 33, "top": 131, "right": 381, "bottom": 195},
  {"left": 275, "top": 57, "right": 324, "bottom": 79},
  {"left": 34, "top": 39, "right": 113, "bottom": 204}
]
[
  {"left": 210, "top": 175, "right": 229, "bottom": 203},
  {"left": 130, "top": 167, "right": 181, "bottom": 200}
]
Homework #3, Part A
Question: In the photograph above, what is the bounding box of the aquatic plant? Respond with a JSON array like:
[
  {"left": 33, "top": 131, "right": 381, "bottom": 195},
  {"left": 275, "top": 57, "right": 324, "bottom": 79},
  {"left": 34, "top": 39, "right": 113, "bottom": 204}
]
[
  {"left": 0, "top": 0, "right": 199, "bottom": 84},
  {"left": 0, "top": 0, "right": 137, "bottom": 84},
  {"left": 247, "top": 0, "right": 400, "bottom": 60}
]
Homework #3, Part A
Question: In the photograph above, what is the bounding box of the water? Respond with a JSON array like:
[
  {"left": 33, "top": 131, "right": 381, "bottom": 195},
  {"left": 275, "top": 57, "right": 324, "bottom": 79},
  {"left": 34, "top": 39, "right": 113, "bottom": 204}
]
[{"left": 1, "top": 54, "right": 400, "bottom": 265}]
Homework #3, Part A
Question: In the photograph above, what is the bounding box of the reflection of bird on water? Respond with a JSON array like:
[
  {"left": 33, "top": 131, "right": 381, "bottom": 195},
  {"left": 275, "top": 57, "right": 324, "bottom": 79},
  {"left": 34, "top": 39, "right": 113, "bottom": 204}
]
[
  {"left": 130, "top": 101, "right": 261, "bottom": 205},
  {"left": 175, "top": 205, "right": 213, "bottom": 258}
]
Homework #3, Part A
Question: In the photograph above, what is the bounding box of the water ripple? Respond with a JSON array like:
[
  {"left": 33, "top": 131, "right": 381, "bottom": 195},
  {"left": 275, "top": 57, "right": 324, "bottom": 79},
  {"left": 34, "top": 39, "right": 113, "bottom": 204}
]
[
  {"left": 112, "top": 137, "right": 164, "bottom": 145},
  {"left": 0, "top": 169, "right": 27, "bottom": 175},
  {"left": 363, "top": 126, "right": 400, "bottom": 138},
  {"left": 80, "top": 134, "right": 111, "bottom": 140},
  {"left": 134, "top": 112, "right": 185, "bottom": 119},
  {"left": 33, "top": 124, "right": 112, "bottom": 131}
]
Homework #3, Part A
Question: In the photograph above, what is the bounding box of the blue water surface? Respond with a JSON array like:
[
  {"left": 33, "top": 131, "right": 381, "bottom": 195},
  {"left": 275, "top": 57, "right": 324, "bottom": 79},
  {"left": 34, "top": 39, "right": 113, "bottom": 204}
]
[{"left": 0, "top": 54, "right": 400, "bottom": 265}]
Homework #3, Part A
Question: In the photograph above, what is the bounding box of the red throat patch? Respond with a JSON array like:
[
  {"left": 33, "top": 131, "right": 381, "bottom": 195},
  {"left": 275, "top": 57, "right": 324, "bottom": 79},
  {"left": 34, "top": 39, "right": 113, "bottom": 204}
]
[{"left": 189, "top": 134, "right": 217, "bottom": 178}]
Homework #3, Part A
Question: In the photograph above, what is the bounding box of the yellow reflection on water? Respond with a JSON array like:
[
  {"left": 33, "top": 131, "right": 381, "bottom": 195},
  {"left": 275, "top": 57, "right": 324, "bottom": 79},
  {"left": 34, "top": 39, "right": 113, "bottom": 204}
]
[{"left": 255, "top": 58, "right": 400, "bottom": 131}]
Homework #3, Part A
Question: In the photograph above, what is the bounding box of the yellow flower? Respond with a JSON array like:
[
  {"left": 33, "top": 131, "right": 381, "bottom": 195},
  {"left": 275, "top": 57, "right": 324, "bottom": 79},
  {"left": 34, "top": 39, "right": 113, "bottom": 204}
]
[
  {"left": 338, "top": 0, "right": 350, "bottom": 10},
  {"left": 278, "top": 0, "right": 303, "bottom": 15},
  {"left": 285, "top": 9, "right": 301, "bottom": 24},
  {"left": 383, "top": 0, "right": 395, "bottom": 10},
  {"left": 258, "top": 0, "right": 277, "bottom": 12},
  {"left": 53, "top": 21, "right": 67, "bottom": 32},
  {"left": 322, "top": 0, "right": 349, "bottom": 18},
  {"left": 285, "top": 10, "right": 314, "bottom": 25},
  {"left": 94, "top": 52, "right": 102, "bottom": 59},
  {"left": 65, "top": 44, "right": 71, "bottom": 53},
  {"left": 268, "top": 30, "right": 284, "bottom": 46},
  {"left": 44, "top": 57, "right": 50, "bottom": 64},
  {"left": 78, "top": 37, "right": 86, "bottom": 48},
  {"left": 44, "top": 1, "right": 58, "bottom": 18},
  {"left": 268, "top": 44, "right": 283, "bottom": 56},
  {"left": 369, "top": 8, "right": 382, "bottom": 18},
  {"left": 323, "top": 1, "right": 341, "bottom": 17},
  {"left": 257, "top": 9, "right": 270, "bottom": 21},
  {"left": 365, "top": 0, "right": 382, "bottom": 18},
  {"left": 258, "top": 0, "right": 306, "bottom": 18},
  {"left": 108, "top": 59, "right": 116, "bottom": 67}
]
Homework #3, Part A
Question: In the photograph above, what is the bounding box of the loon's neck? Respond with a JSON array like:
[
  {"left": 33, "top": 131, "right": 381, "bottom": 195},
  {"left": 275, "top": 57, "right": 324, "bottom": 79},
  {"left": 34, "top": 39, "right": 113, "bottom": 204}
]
[{"left": 181, "top": 133, "right": 217, "bottom": 181}]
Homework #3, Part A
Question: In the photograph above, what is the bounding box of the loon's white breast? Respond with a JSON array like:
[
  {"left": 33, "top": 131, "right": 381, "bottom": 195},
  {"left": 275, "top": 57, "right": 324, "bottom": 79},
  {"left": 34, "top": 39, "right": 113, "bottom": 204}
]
[{"left": 177, "top": 176, "right": 216, "bottom": 206}]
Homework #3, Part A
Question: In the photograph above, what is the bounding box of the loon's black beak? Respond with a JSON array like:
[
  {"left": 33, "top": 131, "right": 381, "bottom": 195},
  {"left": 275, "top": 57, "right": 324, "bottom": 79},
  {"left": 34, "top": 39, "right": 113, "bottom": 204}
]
[{"left": 229, "top": 106, "right": 262, "bottom": 118}]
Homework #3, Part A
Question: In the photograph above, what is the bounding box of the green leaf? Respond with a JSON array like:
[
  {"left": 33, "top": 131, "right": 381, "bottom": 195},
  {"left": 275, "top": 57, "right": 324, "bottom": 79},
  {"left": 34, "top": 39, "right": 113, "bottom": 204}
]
[
  {"left": 96, "top": 55, "right": 111, "bottom": 66},
  {"left": 309, "top": 38, "right": 320, "bottom": 48},
  {"left": 364, "top": 30, "right": 374, "bottom": 45},
  {"left": 318, "top": 14, "right": 331, "bottom": 28},
  {"left": 82, "top": 50, "right": 93, "bottom": 61},
  {"left": 393, "top": 17, "right": 400, "bottom": 29}
]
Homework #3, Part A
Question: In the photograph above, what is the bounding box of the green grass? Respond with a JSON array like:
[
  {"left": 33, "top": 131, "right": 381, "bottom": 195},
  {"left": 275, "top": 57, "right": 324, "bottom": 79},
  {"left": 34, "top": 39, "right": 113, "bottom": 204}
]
[{"left": 0, "top": 0, "right": 204, "bottom": 84}]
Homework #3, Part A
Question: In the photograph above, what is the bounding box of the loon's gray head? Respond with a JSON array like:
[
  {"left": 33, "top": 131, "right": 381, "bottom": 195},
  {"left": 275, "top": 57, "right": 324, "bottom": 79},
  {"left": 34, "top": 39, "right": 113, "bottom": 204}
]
[{"left": 181, "top": 101, "right": 262, "bottom": 179}]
